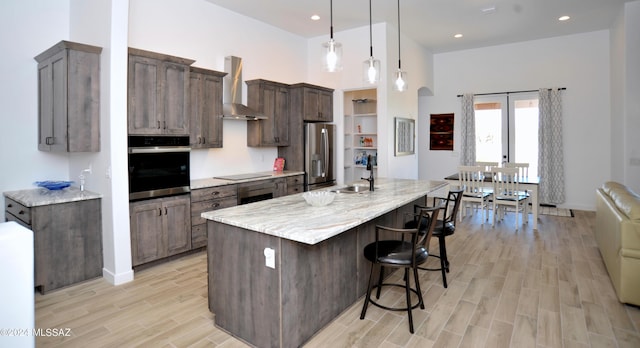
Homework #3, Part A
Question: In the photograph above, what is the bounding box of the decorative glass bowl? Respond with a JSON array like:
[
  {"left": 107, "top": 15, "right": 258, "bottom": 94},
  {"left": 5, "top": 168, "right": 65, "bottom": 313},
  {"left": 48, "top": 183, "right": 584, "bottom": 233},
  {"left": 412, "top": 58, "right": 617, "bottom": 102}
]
[
  {"left": 35, "top": 181, "right": 73, "bottom": 190},
  {"left": 302, "top": 191, "right": 336, "bottom": 207}
]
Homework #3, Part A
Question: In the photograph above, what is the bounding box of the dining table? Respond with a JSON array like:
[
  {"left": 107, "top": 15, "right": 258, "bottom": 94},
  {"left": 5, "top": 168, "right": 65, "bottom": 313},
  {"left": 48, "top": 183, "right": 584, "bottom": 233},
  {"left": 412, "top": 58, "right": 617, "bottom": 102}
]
[{"left": 444, "top": 173, "right": 541, "bottom": 230}]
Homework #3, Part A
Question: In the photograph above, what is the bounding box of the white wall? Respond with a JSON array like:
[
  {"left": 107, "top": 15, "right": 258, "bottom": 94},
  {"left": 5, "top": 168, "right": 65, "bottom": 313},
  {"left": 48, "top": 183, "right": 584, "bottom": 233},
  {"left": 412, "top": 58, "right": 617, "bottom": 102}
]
[
  {"left": 0, "top": 0, "right": 72, "bottom": 222},
  {"left": 383, "top": 24, "right": 434, "bottom": 180},
  {"left": 611, "top": 5, "right": 626, "bottom": 186},
  {"left": 419, "top": 31, "right": 612, "bottom": 211},
  {"left": 623, "top": 1, "right": 640, "bottom": 192}
]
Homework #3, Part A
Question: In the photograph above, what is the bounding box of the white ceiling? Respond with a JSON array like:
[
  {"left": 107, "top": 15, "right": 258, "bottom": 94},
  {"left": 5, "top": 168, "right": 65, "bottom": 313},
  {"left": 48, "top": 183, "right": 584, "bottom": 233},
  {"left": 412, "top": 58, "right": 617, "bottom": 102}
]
[{"left": 205, "top": 0, "right": 631, "bottom": 53}]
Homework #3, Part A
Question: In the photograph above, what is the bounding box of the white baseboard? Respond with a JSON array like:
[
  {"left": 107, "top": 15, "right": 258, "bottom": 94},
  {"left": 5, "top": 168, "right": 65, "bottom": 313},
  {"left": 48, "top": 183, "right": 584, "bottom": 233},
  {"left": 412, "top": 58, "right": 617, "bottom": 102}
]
[{"left": 102, "top": 268, "right": 134, "bottom": 285}]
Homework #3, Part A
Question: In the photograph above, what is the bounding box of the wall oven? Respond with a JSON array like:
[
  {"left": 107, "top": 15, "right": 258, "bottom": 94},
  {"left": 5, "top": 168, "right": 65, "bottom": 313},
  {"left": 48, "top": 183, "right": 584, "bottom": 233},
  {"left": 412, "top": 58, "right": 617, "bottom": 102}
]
[{"left": 128, "top": 136, "right": 190, "bottom": 201}]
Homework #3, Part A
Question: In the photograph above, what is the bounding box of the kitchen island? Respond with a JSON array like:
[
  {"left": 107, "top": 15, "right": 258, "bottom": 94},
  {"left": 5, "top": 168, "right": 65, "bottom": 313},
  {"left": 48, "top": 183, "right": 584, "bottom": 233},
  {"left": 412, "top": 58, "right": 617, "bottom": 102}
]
[{"left": 203, "top": 178, "right": 448, "bottom": 348}]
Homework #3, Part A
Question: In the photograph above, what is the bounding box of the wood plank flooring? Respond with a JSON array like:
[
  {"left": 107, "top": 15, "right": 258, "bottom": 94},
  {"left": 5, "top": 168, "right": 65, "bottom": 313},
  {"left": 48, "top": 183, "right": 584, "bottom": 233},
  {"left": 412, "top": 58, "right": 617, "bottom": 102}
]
[{"left": 36, "top": 210, "right": 640, "bottom": 347}]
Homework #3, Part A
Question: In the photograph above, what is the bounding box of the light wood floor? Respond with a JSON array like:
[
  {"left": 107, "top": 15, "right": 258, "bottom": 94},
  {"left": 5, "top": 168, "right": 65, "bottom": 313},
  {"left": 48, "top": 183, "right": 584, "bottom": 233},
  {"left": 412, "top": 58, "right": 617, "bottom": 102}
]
[{"left": 36, "top": 210, "right": 640, "bottom": 347}]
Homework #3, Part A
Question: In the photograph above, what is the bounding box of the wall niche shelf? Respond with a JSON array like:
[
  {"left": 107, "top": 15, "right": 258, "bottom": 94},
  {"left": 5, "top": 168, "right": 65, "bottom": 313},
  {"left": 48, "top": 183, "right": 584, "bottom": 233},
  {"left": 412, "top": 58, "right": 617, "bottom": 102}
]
[{"left": 343, "top": 89, "right": 377, "bottom": 184}]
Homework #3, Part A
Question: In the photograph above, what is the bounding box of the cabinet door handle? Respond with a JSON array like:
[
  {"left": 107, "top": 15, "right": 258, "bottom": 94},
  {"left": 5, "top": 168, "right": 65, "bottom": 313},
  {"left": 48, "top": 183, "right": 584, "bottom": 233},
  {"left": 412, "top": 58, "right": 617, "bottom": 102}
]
[
  {"left": 213, "top": 203, "right": 220, "bottom": 208},
  {"left": 46, "top": 137, "right": 54, "bottom": 145},
  {"left": 7, "top": 203, "right": 12, "bottom": 208},
  {"left": 158, "top": 208, "right": 162, "bottom": 216},
  {"left": 164, "top": 207, "right": 168, "bottom": 215},
  {"left": 163, "top": 121, "right": 167, "bottom": 129},
  {"left": 157, "top": 121, "right": 161, "bottom": 129},
  {"left": 18, "top": 210, "right": 25, "bottom": 215},
  {"left": 211, "top": 191, "right": 220, "bottom": 196}
]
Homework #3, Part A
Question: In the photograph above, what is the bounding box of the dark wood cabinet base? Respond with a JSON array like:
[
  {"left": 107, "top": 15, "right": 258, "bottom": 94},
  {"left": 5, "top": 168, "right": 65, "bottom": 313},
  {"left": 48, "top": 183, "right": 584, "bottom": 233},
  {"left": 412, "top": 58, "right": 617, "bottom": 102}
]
[{"left": 207, "top": 198, "right": 421, "bottom": 348}]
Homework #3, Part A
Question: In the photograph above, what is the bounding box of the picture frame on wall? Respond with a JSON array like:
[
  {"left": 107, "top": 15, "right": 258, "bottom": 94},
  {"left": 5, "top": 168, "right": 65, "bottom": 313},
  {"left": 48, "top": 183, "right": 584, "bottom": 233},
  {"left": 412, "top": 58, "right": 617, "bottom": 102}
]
[
  {"left": 430, "top": 113, "right": 454, "bottom": 150},
  {"left": 394, "top": 117, "right": 415, "bottom": 156}
]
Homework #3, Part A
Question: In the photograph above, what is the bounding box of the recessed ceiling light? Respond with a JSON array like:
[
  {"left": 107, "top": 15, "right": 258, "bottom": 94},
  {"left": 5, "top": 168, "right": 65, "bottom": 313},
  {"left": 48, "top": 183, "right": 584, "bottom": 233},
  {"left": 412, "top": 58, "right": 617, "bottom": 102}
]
[
  {"left": 559, "top": 15, "right": 570, "bottom": 21},
  {"left": 481, "top": 6, "right": 497, "bottom": 15},
  {"left": 311, "top": 14, "right": 320, "bottom": 21},
  {"left": 454, "top": 34, "right": 463, "bottom": 38}
]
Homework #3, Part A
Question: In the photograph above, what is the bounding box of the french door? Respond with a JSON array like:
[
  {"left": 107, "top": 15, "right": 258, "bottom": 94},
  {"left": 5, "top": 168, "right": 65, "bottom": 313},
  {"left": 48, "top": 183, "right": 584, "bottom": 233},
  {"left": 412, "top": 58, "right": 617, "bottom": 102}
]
[{"left": 474, "top": 92, "right": 539, "bottom": 177}]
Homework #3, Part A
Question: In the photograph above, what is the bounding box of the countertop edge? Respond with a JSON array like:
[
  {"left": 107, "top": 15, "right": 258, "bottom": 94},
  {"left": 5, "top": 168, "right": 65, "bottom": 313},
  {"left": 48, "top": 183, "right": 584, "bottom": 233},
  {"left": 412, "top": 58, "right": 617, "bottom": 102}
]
[{"left": 4, "top": 187, "right": 102, "bottom": 207}]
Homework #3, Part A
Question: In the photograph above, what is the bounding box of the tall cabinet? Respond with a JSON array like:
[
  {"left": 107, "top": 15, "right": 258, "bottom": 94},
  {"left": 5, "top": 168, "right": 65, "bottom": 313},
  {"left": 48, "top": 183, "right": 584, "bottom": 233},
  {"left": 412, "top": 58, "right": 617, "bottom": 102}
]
[
  {"left": 280, "top": 83, "right": 334, "bottom": 172},
  {"left": 34, "top": 41, "right": 102, "bottom": 152},
  {"left": 343, "top": 89, "right": 377, "bottom": 185}
]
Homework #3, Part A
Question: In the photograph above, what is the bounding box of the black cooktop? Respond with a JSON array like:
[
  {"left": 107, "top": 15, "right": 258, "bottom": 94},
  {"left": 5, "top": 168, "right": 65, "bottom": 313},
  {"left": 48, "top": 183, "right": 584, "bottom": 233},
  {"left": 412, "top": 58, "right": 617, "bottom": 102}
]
[{"left": 213, "top": 173, "right": 272, "bottom": 181}]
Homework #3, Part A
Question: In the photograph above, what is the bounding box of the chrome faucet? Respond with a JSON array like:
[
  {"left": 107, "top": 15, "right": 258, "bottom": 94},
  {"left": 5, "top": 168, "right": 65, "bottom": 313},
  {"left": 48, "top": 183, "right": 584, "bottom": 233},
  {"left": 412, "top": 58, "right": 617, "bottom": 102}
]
[{"left": 361, "top": 155, "right": 374, "bottom": 191}]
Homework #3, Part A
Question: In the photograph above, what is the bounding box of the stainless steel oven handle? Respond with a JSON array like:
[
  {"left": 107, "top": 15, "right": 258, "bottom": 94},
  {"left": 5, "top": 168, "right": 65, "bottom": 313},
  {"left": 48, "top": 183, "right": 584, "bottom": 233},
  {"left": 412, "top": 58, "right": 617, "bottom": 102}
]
[{"left": 128, "top": 146, "right": 191, "bottom": 154}]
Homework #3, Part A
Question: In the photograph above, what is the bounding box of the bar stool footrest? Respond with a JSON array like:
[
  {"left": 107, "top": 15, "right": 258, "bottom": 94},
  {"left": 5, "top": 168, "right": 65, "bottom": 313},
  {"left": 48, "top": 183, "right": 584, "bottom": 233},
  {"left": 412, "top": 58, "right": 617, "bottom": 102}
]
[{"left": 367, "top": 283, "right": 422, "bottom": 311}]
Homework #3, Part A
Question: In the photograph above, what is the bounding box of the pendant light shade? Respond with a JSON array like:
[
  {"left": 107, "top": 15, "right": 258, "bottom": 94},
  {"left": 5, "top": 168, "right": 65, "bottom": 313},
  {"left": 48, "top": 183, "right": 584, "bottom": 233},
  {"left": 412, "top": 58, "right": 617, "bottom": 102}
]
[
  {"left": 363, "top": 0, "right": 380, "bottom": 84},
  {"left": 322, "top": 0, "right": 342, "bottom": 72},
  {"left": 394, "top": 69, "right": 408, "bottom": 91},
  {"left": 394, "top": 0, "right": 407, "bottom": 91}
]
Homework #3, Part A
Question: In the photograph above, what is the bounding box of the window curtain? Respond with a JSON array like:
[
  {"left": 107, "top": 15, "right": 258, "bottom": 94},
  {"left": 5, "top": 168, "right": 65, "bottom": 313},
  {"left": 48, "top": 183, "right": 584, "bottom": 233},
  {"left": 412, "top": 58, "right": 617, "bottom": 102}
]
[
  {"left": 460, "top": 93, "right": 475, "bottom": 165},
  {"left": 538, "top": 88, "right": 565, "bottom": 204}
]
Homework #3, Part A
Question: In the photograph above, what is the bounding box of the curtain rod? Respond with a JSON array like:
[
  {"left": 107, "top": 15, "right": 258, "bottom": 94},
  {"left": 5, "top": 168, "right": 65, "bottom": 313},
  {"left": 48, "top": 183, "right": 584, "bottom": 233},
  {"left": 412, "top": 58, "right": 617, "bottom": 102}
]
[{"left": 457, "top": 87, "right": 566, "bottom": 97}]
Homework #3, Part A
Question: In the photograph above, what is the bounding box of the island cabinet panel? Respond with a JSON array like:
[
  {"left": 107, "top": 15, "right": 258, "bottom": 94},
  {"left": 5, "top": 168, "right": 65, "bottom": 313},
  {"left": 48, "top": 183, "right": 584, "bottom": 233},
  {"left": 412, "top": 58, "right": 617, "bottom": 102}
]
[
  {"left": 207, "top": 198, "right": 424, "bottom": 348},
  {"left": 5, "top": 197, "right": 102, "bottom": 294},
  {"left": 280, "top": 229, "right": 358, "bottom": 347},
  {"left": 35, "top": 40, "right": 102, "bottom": 152},
  {"left": 128, "top": 48, "right": 194, "bottom": 135},
  {"left": 208, "top": 222, "right": 281, "bottom": 348}
]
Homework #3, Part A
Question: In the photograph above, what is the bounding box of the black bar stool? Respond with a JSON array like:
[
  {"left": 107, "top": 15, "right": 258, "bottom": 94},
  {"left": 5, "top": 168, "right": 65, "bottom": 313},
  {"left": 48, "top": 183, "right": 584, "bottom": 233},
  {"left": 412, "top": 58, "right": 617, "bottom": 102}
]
[
  {"left": 405, "top": 187, "right": 463, "bottom": 288},
  {"left": 360, "top": 206, "right": 440, "bottom": 333}
]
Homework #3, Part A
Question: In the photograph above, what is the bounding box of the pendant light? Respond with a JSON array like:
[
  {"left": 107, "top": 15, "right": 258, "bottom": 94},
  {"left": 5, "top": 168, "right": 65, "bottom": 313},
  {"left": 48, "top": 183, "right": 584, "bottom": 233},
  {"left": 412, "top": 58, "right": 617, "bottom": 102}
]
[
  {"left": 363, "top": 0, "right": 380, "bottom": 84},
  {"left": 394, "top": 0, "right": 408, "bottom": 91},
  {"left": 322, "top": 0, "right": 342, "bottom": 72}
]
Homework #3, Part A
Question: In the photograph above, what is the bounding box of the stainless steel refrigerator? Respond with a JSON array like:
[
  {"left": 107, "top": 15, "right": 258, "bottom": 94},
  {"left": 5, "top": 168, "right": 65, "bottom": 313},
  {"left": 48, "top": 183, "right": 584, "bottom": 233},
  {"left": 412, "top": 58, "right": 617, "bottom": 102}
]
[{"left": 305, "top": 123, "right": 335, "bottom": 190}]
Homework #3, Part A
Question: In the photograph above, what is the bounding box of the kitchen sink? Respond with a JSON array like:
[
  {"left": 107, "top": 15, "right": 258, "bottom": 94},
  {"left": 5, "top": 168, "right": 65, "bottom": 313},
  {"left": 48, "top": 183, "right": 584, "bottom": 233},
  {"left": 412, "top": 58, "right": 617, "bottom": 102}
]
[{"left": 331, "top": 185, "right": 371, "bottom": 194}]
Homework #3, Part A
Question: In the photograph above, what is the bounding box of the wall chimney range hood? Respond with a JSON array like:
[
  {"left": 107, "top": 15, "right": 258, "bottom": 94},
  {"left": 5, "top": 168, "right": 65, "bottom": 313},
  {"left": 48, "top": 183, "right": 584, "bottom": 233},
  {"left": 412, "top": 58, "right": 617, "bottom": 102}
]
[{"left": 222, "top": 56, "right": 266, "bottom": 120}]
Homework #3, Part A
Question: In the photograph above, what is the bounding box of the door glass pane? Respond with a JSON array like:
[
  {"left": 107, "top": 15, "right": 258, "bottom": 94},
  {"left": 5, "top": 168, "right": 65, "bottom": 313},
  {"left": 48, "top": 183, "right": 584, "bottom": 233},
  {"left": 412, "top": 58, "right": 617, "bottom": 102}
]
[
  {"left": 513, "top": 99, "right": 538, "bottom": 177},
  {"left": 474, "top": 102, "right": 502, "bottom": 163}
]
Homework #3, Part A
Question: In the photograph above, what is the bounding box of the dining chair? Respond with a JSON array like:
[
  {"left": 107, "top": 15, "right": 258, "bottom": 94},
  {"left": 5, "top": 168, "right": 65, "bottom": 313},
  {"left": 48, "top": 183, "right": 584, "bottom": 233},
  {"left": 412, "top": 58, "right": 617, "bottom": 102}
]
[
  {"left": 491, "top": 167, "right": 530, "bottom": 230},
  {"left": 458, "top": 165, "right": 492, "bottom": 222},
  {"left": 360, "top": 206, "right": 440, "bottom": 333},
  {"left": 475, "top": 161, "right": 499, "bottom": 173},
  {"left": 504, "top": 162, "right": 530, "bottom": 178}
]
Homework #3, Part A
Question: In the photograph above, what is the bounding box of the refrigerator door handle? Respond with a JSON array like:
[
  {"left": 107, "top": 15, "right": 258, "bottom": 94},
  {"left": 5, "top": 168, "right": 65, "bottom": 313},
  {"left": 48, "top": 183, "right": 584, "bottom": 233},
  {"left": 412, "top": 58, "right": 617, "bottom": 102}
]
[{"left": 321, "top": 128, "right": 328, "bottom": 178}]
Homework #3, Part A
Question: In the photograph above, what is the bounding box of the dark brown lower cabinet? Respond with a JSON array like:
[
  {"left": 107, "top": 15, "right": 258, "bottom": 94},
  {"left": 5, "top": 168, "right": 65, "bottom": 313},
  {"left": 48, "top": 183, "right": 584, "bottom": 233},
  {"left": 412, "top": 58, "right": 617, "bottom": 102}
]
[
  {"left": 129, "top": 194, "right": 191, "bottom": 266},
  {"left": 207, "top": 197, "right": 422, "bottom": 348},
  {"left": 5, "top": 197, "right": 102, "bottom": 294},
  {"left": 190, "top": 185, "right": 237, "bottom": 249}
]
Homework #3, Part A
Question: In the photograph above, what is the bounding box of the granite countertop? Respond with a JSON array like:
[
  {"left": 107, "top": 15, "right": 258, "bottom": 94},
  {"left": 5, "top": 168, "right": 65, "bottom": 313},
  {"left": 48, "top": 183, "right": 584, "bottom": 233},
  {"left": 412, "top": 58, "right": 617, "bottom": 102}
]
[
  {"left": 3, "top": 187, "right": 102, "bottom": 207},
  {"left": 191, "top": 171, "right": 305, "bottom": 189},
  {"left": 202, "top": 178, "right": 448, "bottom": 245}
]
